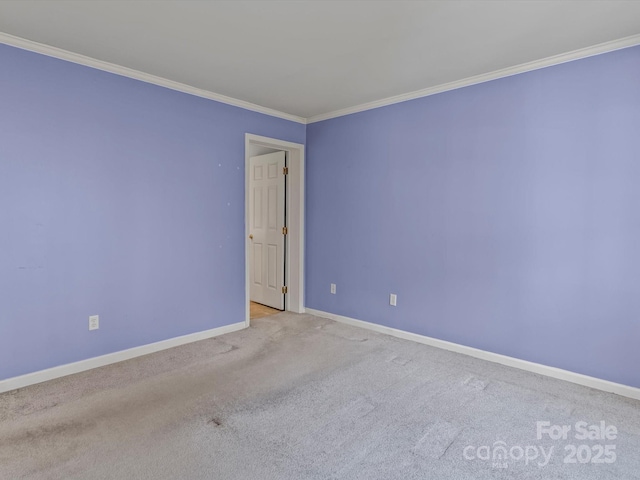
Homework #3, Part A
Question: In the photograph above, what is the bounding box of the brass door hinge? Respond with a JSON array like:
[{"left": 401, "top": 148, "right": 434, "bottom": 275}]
[
  {"left": 282, "top": 226, "right": 288, "bottom": 235},
  {"left": 283, "top": 167, "right": 289, "bottom": 175},
  {"left": 282, "top": 286, "right": 288, "bottom": 294}
]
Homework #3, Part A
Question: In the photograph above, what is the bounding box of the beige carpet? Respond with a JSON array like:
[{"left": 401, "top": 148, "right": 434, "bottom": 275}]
[{"left": 1, "top": 312, "right": 639, "bottom": 479}]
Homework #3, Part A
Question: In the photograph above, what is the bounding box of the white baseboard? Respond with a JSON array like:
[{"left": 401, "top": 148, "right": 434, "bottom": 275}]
[
  {"left": 0, "top": 321, "right": 247, "bottom": 394},
  {"left": 305, "top": 308, "right": 640, "bottom": 402}
]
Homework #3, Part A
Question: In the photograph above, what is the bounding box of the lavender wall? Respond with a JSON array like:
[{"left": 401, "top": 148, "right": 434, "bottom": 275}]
[
  {"left": 0, "top": 44, "right": 305, "bottom": 380},
  {"left": 306, "top": 46, "right": 640, "bottom": 388}
]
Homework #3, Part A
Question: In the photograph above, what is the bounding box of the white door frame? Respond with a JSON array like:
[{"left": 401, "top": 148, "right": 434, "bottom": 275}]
[{"left": 245, "top": 133, "right": 305, "bottom": 325}]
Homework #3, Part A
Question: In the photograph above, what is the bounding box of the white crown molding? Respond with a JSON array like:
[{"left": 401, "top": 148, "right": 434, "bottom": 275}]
[
  {"left": 2, "top": 30, "right": 640, "bottom": 130},
  {"left": 307, "top": 33, "right": 640, "bottom": 124},
  {"left": 0, "top": 321, "right": 246, "bottom": 394},
  {"left": 306, "top": 308, "right": 640, "bottom": 402},
  {"left": 0, "top": 31, "right": 307, "bottom": 125}
]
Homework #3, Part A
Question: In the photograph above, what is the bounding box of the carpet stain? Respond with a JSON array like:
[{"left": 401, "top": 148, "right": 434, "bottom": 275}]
[
  {"left": 463, "top": 376, "right": 489, "bottom": 391},
  {"left": 334, "top": 334, "right": 369, "bottom": 342},
  {"left": 207, "top": 417, "right": 223, "bottom": 427},
  {"left": 388, "top": 354, "right": 412, "bottom": 366},
  {"left": 215, "top": 343, "right": 238, "bottom": 355},
  {"left": 0, "top": 419, "right": 95, "bottom": 447},
  {"left": 321, "top": 398, "right": 377, "bottom": 429},
  {"left": 2, "top": 312, "right": 639, "bottom": 480},
  {"left": 412, "top": 421, "right": 461, "bottom": 459}
]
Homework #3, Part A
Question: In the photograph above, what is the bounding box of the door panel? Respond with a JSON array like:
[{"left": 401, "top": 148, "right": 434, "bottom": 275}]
[
  {"left": 268, "top": 186, "right": 277, "bottom": 228},
  {"left": 253, "top": 187, "right": 262, "bottom": 228},
  {"left": 249, "top": 151, "right": 286, "bottom": 310},
  {"left": 267, "top": 244, "right": 278, "bottom": 288},
  {"left": 253, "top": 244, "right": 263, "bottom": 286}
]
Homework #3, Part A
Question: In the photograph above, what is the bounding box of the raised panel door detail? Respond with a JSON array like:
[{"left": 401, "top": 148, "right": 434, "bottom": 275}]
[
  {"left": 267, "top": 244, "right": 277, "bottom": 289},
  {"left": 253, "top": 244, "right": 263, "bottom": 286},
  {"left": 253, "top": 187, "right": 262, "bottom": 229},
  {"left": 249, "top": 151, "right": 286, "bottom": 310},
  {"left": 268, "top": 185, "right": 277, "bottom": 230}
]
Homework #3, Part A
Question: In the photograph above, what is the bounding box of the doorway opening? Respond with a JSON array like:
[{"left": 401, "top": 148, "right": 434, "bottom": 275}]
[
  {"left": 248, "top": 150, "right": 287, "bottom": 314},
  {"left": 250, "top": 301, "right": 280, "bottom": 319},
  {"left": 245, "top": 134, "right": 305, "bottom": 326}
]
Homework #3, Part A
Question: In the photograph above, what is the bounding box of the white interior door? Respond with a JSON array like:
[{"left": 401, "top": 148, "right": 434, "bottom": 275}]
[{"left": 249, "top": 151, "right": 286, "bottom": 310}]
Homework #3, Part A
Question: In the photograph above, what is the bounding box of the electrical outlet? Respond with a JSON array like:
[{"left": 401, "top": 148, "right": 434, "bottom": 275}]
[
  {"left": 330, "top": 283, "right": 336, "bottom": 294},
  {"left": 89, "top": 315, "right": 99, "bottom": 331},
  {"left": 390, "top": 294, "right": 397, "bottom": 306}
]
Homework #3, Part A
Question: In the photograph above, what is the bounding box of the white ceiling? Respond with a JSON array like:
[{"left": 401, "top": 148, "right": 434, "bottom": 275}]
[{"left": 1, "top": 1, "right": 640, "bottom": 120}]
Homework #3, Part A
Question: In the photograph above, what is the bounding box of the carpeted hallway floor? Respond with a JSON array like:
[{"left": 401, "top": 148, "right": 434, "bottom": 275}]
[{"left": 1, "top": 312, "right": 639, "bottom": 479}]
